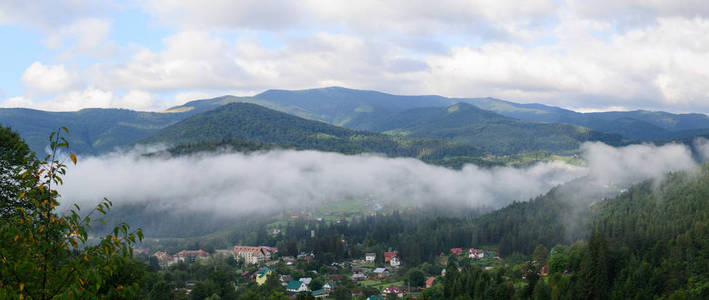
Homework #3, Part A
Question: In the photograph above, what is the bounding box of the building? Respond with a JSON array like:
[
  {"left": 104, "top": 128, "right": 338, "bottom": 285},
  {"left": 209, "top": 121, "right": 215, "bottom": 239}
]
[
  {"left": 287, "top": 280, "right": 308, "bottom": 293},
  {"left": 312, "top": 289, "right": 328, "bottom": 298},
  {"left": 172, "top": 249, "right": 210, "bottom": 264},
  {"left": 352, "top": 272, "right": 367, "bottom": 281},
  {"left": 365, "top": 253, "right": 376, "bottom": 264},
  {"left": 255, "top": 267, "right": 272, "bottom": 286},
  {"left": 383, "top": 251, "right": 398, "bottom": 262},
  {"left": 426, "top": 277, "right": 436, "bottom": 288},
  {"left": 390, "top": 256, "right": 401, "bottom": 267},
  {"left": 233, "top": 245, "right": 277, "bottom": 265},
  {"left": 450, "top": 248, "right": 463, "bottom": 256},
  {"left": 152, "top": 251, "right": 170, "bottom": 268},
  {"left": 299, "top": 277, "right": 312, "bottom": 285},
  {"left": 373, "top": 267, "right": 388, "bottom": 278},
  {"left": 382, "top": 286, "right": 405, "bottom": 298},
  {"left": 468, "top": 249, "right": 485, "bottom": 259}
]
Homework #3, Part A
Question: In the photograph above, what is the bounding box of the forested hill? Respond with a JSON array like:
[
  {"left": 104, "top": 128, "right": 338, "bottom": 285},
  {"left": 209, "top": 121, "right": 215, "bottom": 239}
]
[
  {"left": 0, "top": 108, "right": 189, "bottom": 154},
  {"left": 367, "top": 103, "right": 623, "bottom": 154},
  {"left": 139, "top": 102, "right": 489, "bottom": 164},
  {"left": 459, "top": 164, "right": 709, "bottom": 298}
]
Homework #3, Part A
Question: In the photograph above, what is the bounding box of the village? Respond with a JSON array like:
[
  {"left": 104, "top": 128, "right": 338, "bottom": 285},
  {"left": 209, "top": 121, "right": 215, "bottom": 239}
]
[{"left": 148, "top": 244, "right": 499, "bottom": 299}]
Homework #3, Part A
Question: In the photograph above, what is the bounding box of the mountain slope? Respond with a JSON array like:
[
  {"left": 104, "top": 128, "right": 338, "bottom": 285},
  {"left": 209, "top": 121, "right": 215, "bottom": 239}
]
[
  {"left": 0, "top": 108, "right": 191, "bottom": 154},
  {"left": 368, "top": 103, "right": 623, "bottom": 154},
  {"left": 140, "top": 102, "right": 488, "bottom": 164}
]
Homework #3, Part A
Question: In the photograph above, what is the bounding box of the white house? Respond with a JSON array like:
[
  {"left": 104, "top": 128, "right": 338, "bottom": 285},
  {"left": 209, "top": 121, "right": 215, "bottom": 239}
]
[
  {"left": 390, "top": 256, "right": 400, "bottom": 267},
  {"left": 365, "top": 253, "right": 376, "bottom": 264}
]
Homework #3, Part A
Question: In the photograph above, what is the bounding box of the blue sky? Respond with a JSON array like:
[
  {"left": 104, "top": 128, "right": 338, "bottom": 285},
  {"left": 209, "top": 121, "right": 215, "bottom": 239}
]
[{"left": 1, "top": 0, "right": 709, "bottom": 113}]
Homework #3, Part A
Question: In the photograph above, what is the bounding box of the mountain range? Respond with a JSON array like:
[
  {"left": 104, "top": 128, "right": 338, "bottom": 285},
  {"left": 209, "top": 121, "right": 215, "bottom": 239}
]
[{"left": 2, "top": 86, "right": 709, "bottom": 161}]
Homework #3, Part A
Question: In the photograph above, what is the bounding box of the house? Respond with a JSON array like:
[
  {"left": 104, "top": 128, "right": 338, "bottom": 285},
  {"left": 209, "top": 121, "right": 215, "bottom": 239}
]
[
  {"left": 352, "top": 272, "right": 367, "bottom": 281},
  {"left": 468, "top": 249, "right": 485, "bottom": 259},
  {"left": 441, "top": 269, "right": 446, "bottom": 276},
  {"left": 365, "top": 253, "right": 376, "bottom": 264},
  {"left": 373, "top": 267, "right": 388, "bottom": 278},
  {"left": 382, "top": 286, "right": 405, "bottom": 298},
  {"left": 286, "top": 280, "right": 308, "bottom": 293},
  {"left": 540, "top": 265, "right": 549, "bottom": 277},
  {"left": 426, "top": 277, "right": 436, "bottom": 288},
  {"left": 323, "top": 282, "right": 336, "bottom": 293},
  {"left": 299, "top": 277, "right": 313, "bottom": 286},
  {"left": 450, "top": 248, "right": 463, "bottom": 256},
  {"left": 390, "top": 256, "right": 401, "bottom": 267},
  {"left": 383, "top": 251, "right": 398, "bottom": 263},
  {"left": 255, "top": 267, "right": 272, "bottom": 286}
]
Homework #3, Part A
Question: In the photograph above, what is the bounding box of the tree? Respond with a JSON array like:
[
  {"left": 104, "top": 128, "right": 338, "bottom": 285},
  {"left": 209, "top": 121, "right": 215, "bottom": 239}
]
[
  {"left": 408, "top": 268, "right": 426, "bottom": 287},
  {"left": 0, "top": 127, "right": 144, "bottom": 299},
  {"left": 149, "top": 280, "right": 173, "bottom": 300},
  {"left": 0, "top": 125, "right": 34, "bottom": 217},
  {"left": 532, "top": 244, "right": 549, "bottom": 267}
]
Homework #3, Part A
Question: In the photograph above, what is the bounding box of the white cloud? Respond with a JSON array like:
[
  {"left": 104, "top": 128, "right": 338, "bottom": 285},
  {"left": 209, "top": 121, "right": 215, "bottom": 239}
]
[
  {"left": 5, "top": 0, "right": 709, "bottom": 113},
  {"left": 0, "top": 88, "right": 157, "bottom": 111},
  {"left": 44, "top": 18, "right": 114, "bottom": 57},
  {"left": 22, "top": 62, "right": 79, "bottom": 93}
]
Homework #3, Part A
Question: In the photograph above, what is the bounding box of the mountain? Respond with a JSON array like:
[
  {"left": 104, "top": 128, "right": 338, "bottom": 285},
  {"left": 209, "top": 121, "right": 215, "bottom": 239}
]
[
  {"left": 0, "top": 108, "right": 193, "bottom": 154},
  {"left": 140, "top": 102, "right": 488, "bottom": 165},
  {"left": 248, "top": 87, "right": 709, "bottom": 141},
  {"left": 5, "top": 86, "right": 709, "bottom": 156},
  {"left": 367, "top": 103, "right": 623, "bottom": 154}
]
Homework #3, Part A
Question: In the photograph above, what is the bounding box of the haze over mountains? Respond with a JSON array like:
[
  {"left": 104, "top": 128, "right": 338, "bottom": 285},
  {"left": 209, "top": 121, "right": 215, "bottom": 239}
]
[{"left": 2, "top": 86, "right": 709, "bottom": 161}]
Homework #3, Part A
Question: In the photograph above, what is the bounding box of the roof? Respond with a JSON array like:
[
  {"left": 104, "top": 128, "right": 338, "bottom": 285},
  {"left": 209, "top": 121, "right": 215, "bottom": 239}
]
[
  {"left": 450, "top": 248, "right": 463, "bottom": 255},
  {"left": 365, "top": 253, "right": 376, "bottom": 257},
  {"left": 299, "top": 277, "right": 312, "bottom": 285},
  {"left": 383, "top": 251, "right": 398, "bottom": 262},
  {"left": 312, "top": 289, "right": 327, "bottom": 296},
  {"left": 426, "top": 277, "right": 436, "bottom": 286},
  {"left": 373, "top": 268, "right": 386, "bottom": 273},
  {"left": 257, "top": 268, "right": 272, "bottom": 276},
  {"left": 383, "top": 286, "right": 403, "bottom": 294},
  {"left": 287, "top": 280, "right": 304, "bottom": 290},
  {"left": 175, "top": 249, "right": 210, "bottom": 257},
  {"left": 469, "top": 249, "right": 484, "bottom": 254}
]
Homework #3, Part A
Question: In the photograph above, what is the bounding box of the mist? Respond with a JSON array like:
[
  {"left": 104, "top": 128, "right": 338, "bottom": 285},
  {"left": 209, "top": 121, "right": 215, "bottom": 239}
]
[{"left": 57, "top": 141, "right": 706, "bottom": 220}]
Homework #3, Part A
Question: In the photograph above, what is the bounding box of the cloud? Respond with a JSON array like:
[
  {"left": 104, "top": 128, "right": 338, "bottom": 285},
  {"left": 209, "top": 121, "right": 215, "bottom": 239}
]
[
  {"left": 0, "top": 1, "right": 114, "bottom": 29},
  {"left": 5, "top": 1, "right": 709, "bottom": 113},
  {"left": 57, "top": 141, "right": 705, "bottom": 223},
  {"left": 0, "top": 87, "right": 156, "bottom": 111},
  {"left": 22, "top": 62, "right": 79, "bottom": 93},
  {"left": 44, "top": 18, "right": 115, "bottom": 58}
]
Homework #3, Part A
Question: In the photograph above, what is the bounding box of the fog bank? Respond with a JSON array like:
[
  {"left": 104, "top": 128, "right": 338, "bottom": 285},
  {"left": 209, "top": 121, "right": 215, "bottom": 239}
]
[{"left": 58, "top": 141, "right": 706, "bottom": 216}]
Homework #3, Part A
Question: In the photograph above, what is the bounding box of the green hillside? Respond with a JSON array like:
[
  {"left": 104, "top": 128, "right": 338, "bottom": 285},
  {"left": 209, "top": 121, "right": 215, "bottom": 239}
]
[
  {"left": 140, "top": 102, "right": 489, "bottom": 164},
  {"left": 368, "top": 103, "right": 623, "bottom": 154},
  {"left": 0, "top": 108, "right": 191, "bottom": 154}
]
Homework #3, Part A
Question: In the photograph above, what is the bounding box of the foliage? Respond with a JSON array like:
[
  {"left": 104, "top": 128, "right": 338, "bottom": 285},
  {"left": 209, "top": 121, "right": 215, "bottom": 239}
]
[
  {"left": 0, "top": 127, "right": 144, "bottom": 299},
  {"left": 0, "top": 125, "right": 35, "bottom": 217}
]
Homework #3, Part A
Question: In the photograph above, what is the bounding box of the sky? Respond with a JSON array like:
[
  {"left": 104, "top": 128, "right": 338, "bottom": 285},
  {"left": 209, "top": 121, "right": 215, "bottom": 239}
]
[{"left": 1, "top": 0, "right": 709, "bottom": 113}]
